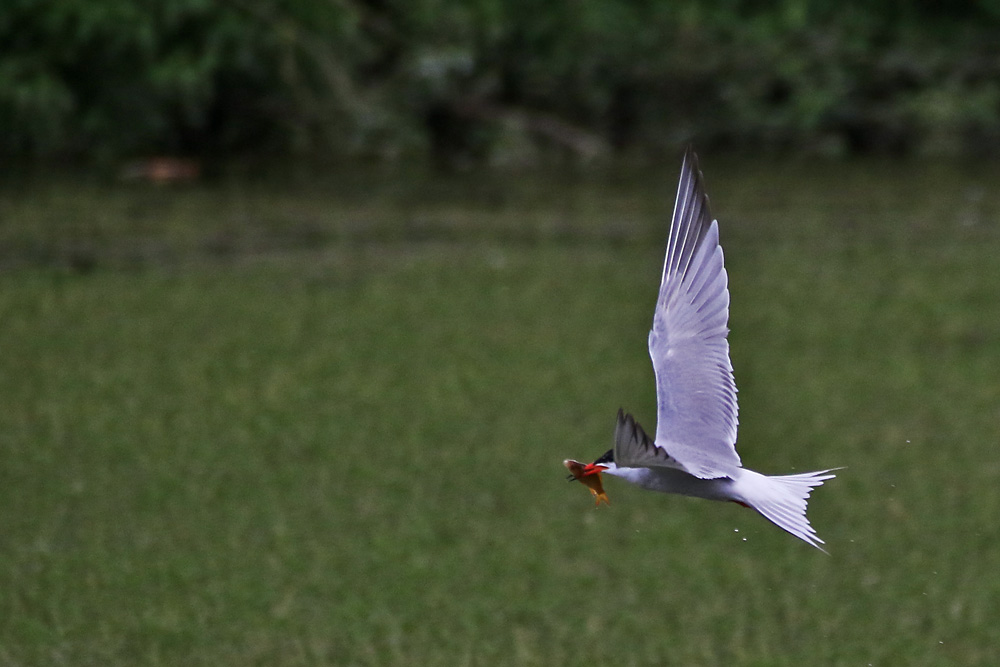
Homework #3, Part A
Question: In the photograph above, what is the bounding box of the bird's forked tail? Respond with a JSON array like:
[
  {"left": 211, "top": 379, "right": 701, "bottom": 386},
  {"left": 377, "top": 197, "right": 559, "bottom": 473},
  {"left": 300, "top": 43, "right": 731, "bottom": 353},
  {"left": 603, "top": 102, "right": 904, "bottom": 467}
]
[{"left": 735, "top": 468, "right": 839, "bottom": 551}]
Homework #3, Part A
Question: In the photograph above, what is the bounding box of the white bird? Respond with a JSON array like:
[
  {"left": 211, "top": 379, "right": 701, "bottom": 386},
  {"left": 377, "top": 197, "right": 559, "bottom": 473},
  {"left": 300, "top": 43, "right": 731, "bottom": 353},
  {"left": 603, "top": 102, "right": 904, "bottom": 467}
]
[{"left": 564, "top": 148, "right": 837, "bottom": 551}]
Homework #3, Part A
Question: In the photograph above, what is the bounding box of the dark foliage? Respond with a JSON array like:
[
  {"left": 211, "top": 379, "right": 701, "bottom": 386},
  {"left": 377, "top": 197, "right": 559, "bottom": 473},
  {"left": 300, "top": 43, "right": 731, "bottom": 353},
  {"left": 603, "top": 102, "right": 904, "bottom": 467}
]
[{"left": 2, "top": 0, "right": 1000, "bottom": 164}]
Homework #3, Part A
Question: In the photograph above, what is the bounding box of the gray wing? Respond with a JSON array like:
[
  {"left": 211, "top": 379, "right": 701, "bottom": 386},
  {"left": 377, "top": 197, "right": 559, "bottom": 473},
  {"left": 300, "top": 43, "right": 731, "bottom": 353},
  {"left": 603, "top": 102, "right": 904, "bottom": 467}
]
[
  {"left": 613, "top": 409, "right": 687, "bottom": 471},
  {"left": 646, "top": 149, "right": 741, "bottom": 479}
]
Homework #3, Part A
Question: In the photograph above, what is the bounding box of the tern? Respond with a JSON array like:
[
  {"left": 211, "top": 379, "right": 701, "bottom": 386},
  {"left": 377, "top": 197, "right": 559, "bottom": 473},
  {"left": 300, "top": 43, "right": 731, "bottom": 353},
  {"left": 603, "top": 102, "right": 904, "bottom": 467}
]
[{"left": 564, "top": 149, "right": 837, "bottom": 550}]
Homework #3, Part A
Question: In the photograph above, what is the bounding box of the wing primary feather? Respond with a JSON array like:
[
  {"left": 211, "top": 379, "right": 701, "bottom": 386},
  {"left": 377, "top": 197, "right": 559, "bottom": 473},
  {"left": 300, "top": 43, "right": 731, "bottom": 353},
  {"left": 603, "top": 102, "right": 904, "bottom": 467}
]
[{"left": 663, "top": 150, "right": 702, "bottom": 288}]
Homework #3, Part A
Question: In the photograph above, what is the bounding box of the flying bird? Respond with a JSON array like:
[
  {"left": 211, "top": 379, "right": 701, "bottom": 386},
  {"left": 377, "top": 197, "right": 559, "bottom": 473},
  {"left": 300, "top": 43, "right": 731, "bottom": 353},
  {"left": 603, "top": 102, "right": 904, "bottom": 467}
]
[{"left": 564, "top": 149, "right": 837, "bottom": 550}]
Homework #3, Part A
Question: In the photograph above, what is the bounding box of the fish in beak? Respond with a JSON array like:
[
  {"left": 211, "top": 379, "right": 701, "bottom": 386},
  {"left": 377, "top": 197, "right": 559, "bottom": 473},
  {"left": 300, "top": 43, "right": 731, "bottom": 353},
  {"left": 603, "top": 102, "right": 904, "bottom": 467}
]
[{"left": 563, "top": 459, "right": 610, "bottom": 506}]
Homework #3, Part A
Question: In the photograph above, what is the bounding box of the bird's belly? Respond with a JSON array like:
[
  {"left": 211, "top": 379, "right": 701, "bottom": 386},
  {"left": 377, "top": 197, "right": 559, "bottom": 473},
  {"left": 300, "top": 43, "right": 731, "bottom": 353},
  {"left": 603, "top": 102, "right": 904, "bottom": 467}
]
[{"left": 616, "top": 466, "right": 738, "bottom": 502}]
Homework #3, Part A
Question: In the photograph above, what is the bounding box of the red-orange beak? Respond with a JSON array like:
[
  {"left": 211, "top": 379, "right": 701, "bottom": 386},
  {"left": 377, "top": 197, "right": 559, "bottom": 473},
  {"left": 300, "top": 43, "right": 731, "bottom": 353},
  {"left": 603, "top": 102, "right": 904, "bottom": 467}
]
[{"left": 563, "top": 459, "right": 610, "bottom": 506}]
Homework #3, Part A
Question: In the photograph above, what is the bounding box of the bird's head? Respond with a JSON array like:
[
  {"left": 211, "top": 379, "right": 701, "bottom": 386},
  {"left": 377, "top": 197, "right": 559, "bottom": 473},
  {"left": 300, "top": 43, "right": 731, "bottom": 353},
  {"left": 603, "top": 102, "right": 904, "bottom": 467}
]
[{"left": 564, "top": 458, "right": 610, "bottom": 506}]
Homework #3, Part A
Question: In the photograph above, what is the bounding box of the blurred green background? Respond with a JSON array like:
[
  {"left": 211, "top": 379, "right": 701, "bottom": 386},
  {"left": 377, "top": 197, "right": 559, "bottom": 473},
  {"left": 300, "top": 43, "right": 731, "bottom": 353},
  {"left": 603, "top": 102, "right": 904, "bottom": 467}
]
[
  {"left": 3, "top": 2, "right": 1000, "bottom": 666},
  {"left": 4, "top": 0, "right": 1000, "bottom": 165}
]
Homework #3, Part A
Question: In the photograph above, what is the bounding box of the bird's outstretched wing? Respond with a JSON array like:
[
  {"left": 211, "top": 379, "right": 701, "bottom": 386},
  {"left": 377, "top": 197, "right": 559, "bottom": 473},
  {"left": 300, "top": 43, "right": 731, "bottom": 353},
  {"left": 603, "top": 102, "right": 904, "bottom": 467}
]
[{"left": 644, "top": 149, "right": 741, "bottom": 479}]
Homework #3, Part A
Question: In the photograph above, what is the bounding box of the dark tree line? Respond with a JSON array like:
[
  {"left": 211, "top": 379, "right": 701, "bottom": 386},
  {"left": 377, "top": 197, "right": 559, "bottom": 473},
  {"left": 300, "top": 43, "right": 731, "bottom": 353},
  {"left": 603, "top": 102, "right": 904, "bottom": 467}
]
[{"left": 3, "top": 0, "right": 1000, "bottom": 166}]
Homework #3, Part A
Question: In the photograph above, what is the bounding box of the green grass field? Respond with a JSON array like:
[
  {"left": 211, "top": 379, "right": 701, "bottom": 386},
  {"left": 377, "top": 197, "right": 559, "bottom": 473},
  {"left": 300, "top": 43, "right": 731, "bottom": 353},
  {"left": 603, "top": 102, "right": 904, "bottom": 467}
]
[{"left": 2, "top": 159, "right": 1000, "bottom": 665}]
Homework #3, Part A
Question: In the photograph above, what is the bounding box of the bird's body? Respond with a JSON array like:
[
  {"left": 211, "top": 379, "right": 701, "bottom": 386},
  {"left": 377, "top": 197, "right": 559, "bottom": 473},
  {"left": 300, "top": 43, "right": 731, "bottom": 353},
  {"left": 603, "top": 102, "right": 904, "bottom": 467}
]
[
  {"left": 565, "top": 149, "right": 837, "bottom": 550},
  {"left": 607, "top": 465, "right": 738, "bottom": 502}
]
